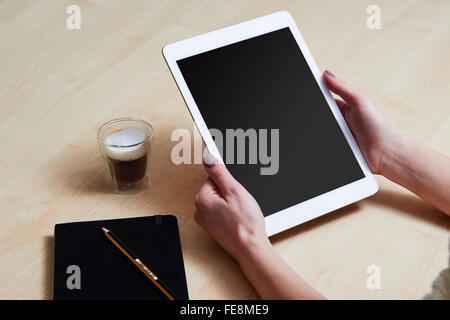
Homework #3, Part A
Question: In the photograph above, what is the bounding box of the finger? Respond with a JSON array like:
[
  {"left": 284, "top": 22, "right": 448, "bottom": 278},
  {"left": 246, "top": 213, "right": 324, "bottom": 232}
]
[
  {"left": 203, "top": 153, "right": 237, "bottom": 195},
  {"left": 195, "top": 177, "right": 223, "bottom": 209},
  {"left": 200, "top": 177, "right": 221, "bottom": 198},
  {"left": 334, "top": 98, "right": 348, "bottom": 112},
  {"left": 323, "top": 70, "right": 365, "bottom": 106}
]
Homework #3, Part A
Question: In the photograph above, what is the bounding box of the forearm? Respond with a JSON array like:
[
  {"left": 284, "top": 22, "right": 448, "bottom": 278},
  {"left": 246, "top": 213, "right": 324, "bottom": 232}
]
[
  {"left": 379, "top": 133, "right": 450, "bottom": 215},
  {"left": 237, "top": 241, "right": 325, "bottom": 300}
]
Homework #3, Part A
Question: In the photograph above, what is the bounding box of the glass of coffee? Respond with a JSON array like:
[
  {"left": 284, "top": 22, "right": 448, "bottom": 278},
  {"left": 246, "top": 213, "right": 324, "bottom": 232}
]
[{"left": 97, "top": 118, "right": 153, "bottom": 194}]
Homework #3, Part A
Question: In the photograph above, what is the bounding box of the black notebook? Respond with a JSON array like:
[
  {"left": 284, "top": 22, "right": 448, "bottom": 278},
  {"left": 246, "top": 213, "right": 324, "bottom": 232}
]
[{"left": 53, "top": 215, "right": 189, "bottom": 300}]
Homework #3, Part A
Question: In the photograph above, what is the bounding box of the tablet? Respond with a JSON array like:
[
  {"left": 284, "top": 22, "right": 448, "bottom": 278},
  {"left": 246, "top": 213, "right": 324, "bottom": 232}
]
[{"left": 163, "top": 11, "right": 378, "bottom": 236}]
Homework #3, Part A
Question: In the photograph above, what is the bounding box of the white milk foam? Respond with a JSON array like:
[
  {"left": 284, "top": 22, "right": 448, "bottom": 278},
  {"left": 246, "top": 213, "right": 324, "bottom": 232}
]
[{"left": 104, "top": 127, "right": 147, "bottom": 161}]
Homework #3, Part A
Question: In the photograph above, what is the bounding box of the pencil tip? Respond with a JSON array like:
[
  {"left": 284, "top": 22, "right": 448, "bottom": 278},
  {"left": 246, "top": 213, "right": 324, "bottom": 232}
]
[{"left": 102, "top": 227, "right": 109, "bottom": 233}]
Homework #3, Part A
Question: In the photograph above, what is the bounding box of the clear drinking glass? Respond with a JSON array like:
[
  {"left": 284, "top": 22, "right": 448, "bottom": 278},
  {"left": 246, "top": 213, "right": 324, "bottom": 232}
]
[{"left": 97, "top": 118, "right": 154, "bottom": 194}]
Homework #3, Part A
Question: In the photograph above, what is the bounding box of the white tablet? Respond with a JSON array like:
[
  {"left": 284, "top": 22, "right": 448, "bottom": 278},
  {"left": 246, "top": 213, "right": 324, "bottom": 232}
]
[{"left": 163, "top": 11, "right": 378, "bottom": 236}]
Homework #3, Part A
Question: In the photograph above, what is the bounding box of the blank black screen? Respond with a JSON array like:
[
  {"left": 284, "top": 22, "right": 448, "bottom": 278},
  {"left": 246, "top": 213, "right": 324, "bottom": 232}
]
[{"left": 177, "top": 27, "right": 365, "bottom": 217}]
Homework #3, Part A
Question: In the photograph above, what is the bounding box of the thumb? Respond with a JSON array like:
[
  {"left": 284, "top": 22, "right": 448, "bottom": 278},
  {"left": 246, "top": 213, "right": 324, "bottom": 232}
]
[
  {"left": 203, "top": 154, "right": 237, "bottom": 195},
  {"left": 323, "top": 70, "right": 364, "bottom": 106}
]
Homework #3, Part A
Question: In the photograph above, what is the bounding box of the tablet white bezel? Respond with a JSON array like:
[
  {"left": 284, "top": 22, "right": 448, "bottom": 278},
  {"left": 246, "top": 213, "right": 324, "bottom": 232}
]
[{"left": 163, "top": 11, "right": 378, "bottom": 236}]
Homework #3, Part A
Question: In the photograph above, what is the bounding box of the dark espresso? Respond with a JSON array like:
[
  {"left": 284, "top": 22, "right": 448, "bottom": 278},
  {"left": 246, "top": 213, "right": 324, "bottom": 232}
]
[
  {"left": 107, "top": 153, "right": 147, "bottom": 185},
  {"left": 103, "top": 127, "right": 149, "bottom": 189}
]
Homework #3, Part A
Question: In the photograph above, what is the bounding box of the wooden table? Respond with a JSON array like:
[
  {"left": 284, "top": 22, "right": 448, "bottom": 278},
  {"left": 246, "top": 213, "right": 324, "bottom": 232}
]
[{"left": 1, "top": 0, "right": 449, "bottom": 299}]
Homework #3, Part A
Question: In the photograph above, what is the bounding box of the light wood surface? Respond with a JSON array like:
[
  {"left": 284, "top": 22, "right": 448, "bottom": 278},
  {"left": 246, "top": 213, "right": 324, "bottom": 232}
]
[{"left": 0, "top": 0, "right": 449, "bottom": 299}]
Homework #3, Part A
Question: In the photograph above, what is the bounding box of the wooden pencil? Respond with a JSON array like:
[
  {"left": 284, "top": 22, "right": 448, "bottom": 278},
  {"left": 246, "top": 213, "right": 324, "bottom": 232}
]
[{"left": 102, "top": 227, "right": 179, "bottom": 300}]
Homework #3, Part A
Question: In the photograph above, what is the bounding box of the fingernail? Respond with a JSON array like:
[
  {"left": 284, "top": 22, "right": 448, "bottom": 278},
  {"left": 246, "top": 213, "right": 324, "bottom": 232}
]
[
  {"left": 325, "top": 70, "right": 335, "bottom": 78},
  {"left": 203, "top": 154, "right": 217, "bottom": 168}
]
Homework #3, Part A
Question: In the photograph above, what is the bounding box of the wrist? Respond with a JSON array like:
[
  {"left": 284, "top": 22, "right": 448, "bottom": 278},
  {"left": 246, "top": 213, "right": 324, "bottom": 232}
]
[
  {"left": 235, "top": 234, "right": 273, "bottom": 267},
  {"left": 377, "top": 130, "right": 406, "bottom": 177}
]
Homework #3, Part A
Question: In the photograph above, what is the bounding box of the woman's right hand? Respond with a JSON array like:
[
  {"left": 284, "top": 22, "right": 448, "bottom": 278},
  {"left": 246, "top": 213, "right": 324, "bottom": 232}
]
[
  {"left": 194, "top": 154, "right": 271, "bottom": 261},
  {"left": 194, "top": 154, "right": 325, "bottom": 299},
  {"left": 323, "top": 70, "right": 395, "bottom": 174}
]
